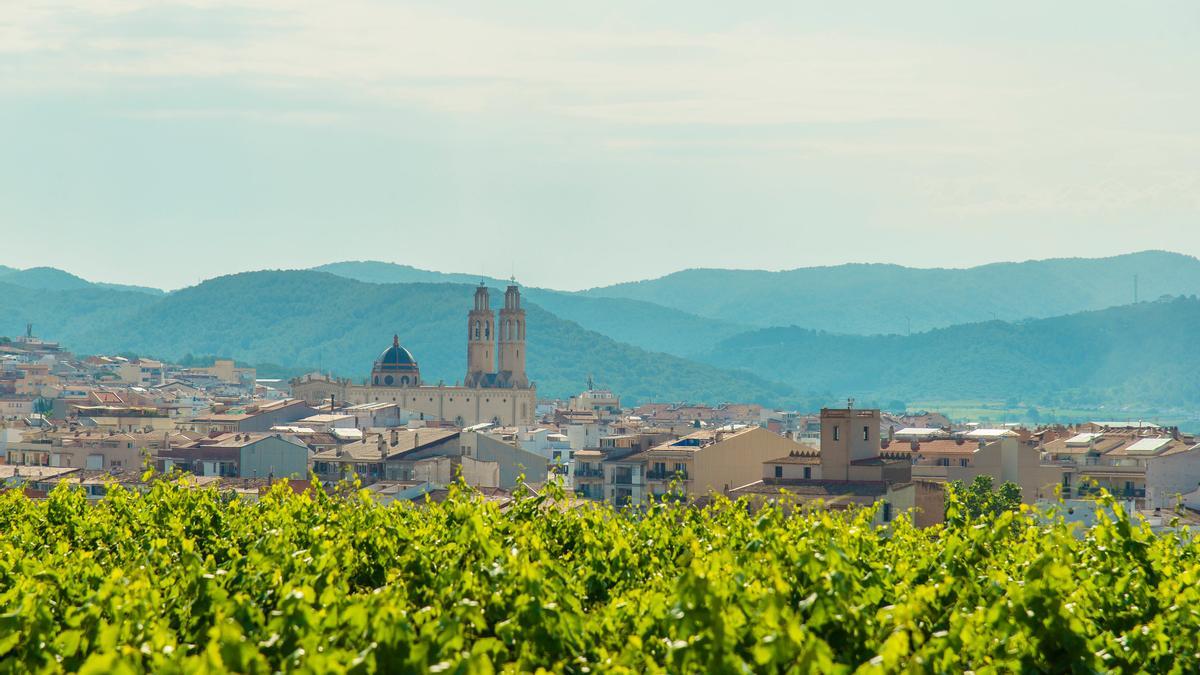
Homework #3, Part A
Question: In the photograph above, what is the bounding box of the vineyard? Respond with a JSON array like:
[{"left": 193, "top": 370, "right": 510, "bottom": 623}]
[{"left": 1, "top": 480, "right": 1198, "bottom": 673}]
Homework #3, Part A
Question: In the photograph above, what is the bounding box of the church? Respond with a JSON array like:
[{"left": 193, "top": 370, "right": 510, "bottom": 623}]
[{"left": 291, "top": 283, "right": 537, "bottom": 426}]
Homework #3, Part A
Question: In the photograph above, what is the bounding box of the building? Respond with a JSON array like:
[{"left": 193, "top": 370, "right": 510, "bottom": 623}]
[
  {"left": 162, "top": 433, "right": 309, "bottom": 479},
  {"left": 568, "top": 382, "right": 621, "bottom": 416},
  {"left": 730, "top": 406, "right": 941, "bottom": 528},
  {"left": 193, "top": 359, "right": 256, "bottom": 386},
  {"left": 185, "top": 399, "right": 316, "bottom": 434},
  {"left": 310, "top": 428, "right": 462, "bottom": 484},
  {"left": 1040, "top": 430, "right": 1200, "bottom": 509},
  {"left": 601, "top": 425, "right": 810, "bottom": 507},
  {"left": 115, "top": 359, "right": 165, "bottom": 387},
  {"left": 291, "top": 284, "right": 536, "bottom": 427},
  {"left": 907, "top": 435, "right": 1062, "bottom": 505}
]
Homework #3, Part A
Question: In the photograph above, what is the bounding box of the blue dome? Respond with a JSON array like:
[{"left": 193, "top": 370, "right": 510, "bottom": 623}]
[{"left": 374, "top": 335, "right": 419, "bottom": 372}]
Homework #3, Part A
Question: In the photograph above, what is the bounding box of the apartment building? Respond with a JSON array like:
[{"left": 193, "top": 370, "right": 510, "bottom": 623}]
[
  {"left": 602, "top": 425, "right": 809, "bottom": 507},
  {"left": 162, "top": 433, "right": 309, "bottom": 479},
  {"left": 1040, "top": 430, "right": 1200, "bottom": 508},
  {"left": 906, "top": 435, "right": 1062, "bottom": 504},
  {"left": 186, "top": 399, "right": 316, "bottom": 434}
]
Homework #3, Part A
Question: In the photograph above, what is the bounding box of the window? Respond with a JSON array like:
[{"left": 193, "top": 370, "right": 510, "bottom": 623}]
[
  {"left": 803, "top": 467, "right": 812, "bottom": 479},
  {"left": 833, "top": 425, "right": 839, "bottom": 441},
  {"left": 937, "top": 458, "right": 950, "bottom": 467},
  {"left": 882, "top": 502, "right": 892, "bottom": 522},
  {"left": 959, "top": 458, "right": 969, "bottom": 467},
  {"left": 862, "top": 425, "right": 870, "bottom": 441},
  {"left": 774, "top": 465, "right": 783, "bottom": 478},
  {"left": 384, "top": 375, "right": 394, "bottom": 385}
]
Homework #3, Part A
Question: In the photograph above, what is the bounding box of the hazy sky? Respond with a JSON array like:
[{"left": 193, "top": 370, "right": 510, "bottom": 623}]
[{"left": 2, "top": 1, "right": 1199, "bottom": 290}]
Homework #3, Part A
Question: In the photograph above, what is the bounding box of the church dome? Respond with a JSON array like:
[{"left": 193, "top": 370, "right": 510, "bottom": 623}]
[{"left": 372, "top": 335, "right": 420, "bottom": 386}]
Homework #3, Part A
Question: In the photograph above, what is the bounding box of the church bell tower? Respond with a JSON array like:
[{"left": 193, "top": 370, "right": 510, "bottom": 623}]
[
  {"left": 465, "top": 284, "right": 494, "bottom": 387},
  {"left": 497, "top": 282, "right": 528, "bottom": 388}
]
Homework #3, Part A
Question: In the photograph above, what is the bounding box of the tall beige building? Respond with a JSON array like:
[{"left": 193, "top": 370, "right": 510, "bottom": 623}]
[{"left": 291, "top": 284, "right": 536, "bottom": 426}]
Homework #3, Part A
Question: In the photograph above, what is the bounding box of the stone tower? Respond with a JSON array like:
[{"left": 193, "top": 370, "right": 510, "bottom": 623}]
[
  {"left": 465, "top": 284, "right": 495, "bottom": 387},
  {"left": 496, "top": 283, "right": 528, "bottom": 388}
]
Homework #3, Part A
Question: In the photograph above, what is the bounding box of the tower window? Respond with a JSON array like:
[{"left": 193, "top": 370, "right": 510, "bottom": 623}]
[
  {"left": 863, "top": 425, "right": 870, "bottom": 441},
  {"left": 833, "top": 425, "right": 840, "bottom": 441},
  {"left": 384, "top": 375, "right": 394, "bottom": 386}
]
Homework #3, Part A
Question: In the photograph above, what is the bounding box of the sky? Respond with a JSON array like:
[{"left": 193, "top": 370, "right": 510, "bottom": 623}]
[{"left": 2, "top": 1, "right": 1199, "bottom": 291}]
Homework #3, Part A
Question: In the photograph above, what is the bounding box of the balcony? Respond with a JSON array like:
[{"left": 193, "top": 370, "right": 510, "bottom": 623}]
[
  {"left": 611, "top": 473, "right": 634, "bottom": 485},
  {"left": 646, "top": 470, "right": 689, "bottom": 481},
  {"left": 1075, "top": 485, "right": 1146, "bottom": 499},
  {"left": 574, "top": 468, "right": 604, "bottom": 479}
]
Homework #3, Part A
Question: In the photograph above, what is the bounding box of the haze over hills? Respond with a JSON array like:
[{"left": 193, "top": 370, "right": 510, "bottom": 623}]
[
  {"left": 0, "top": 272, "right": 790, "bottom": 405},
  {"left": 0, "top": 266, "right": 164, "bottom": 296},
  {"left": 697, "top": 295, "right": 1200, "bottom": 410},
  {"left": 583, "top": 251, "right": 1200, "bottom": 334}
]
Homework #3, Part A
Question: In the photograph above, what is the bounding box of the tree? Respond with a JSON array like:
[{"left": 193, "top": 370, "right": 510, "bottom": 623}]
[{"left": 945, "top": 474, "right": 1022, "bottom": 524}]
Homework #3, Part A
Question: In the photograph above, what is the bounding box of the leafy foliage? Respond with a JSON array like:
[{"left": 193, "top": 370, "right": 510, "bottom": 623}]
[
  {"left": 2, "top": 481, "right": 1199, "bottom": 672},
  {"left": 945, "top": 475, "right": 1022, "bottom": 525}
]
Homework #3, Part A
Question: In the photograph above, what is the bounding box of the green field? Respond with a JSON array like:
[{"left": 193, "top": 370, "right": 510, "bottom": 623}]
[{"left": 909, "top": 399, "right": 1200, "bottom": 432}]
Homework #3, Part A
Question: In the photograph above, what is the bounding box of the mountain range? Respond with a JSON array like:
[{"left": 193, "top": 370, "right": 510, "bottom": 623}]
[
  {"left": 583, "top": 250, "right": 1200, "bottom": 334},
  {"left": 2, "top": 252, "right": 1200, "bottom": 413}
]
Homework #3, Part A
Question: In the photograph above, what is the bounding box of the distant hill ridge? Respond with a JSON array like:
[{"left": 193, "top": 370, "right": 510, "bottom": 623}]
[
  {"left": 696, "top": 295, "right": 1200, "bottom": 409},
  {"left": 0, "top": 266, "right": 164, "bottom": 296},
  {"left": 581, "top": 250, "right": 1200, "bottom": 333}
]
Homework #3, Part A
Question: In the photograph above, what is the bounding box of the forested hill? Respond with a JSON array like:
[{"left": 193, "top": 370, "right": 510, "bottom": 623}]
[
  {"left": 584, "top": 250, "right": 1200, "bottom": 333},
  {"left": 0, "top": 266, "right": 164, "bottom": 295},
  {"left": 0, "top": 272, "right": 791, "bottom": 405},
  {"left": 697, "top": 295, "right": 1200, "bottom": 409},
  {"left": 313, "top": 260, "right": 748, "bottom": 356}
]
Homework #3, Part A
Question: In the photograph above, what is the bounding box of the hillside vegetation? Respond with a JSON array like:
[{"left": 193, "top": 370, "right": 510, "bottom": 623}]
[
  {"left": 698, "top": 295, "right": 1200, "bottom": 409},
  {"left": 1, "top": 481, "right": 1196, "bottom": 672},
  {"left": 0, "top": 272, "right": 790, "bottom": 405},
  {"left": 586, "top": 250, "right": 1200, "bottom": 333},
  {"left": 314, "top": 260, "right": 747, "bottom": 356}
]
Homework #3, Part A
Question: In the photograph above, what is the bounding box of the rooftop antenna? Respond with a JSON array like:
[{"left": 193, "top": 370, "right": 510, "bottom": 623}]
[{"left": 847, "top": 397, "right": 855, "bottom": 411}]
